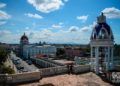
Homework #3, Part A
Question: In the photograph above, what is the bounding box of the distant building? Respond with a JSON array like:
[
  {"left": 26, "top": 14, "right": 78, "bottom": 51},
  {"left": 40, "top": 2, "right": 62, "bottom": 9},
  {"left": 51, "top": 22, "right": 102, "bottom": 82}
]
[
  {"left": 65, "top": 47, "right": 84, "bottom": 58},
  {"left": 74, "top": 56, "right": 89, "bottom": 65},
  {"left": 23, "top": 45, "right": 57, "bottom": 59}
]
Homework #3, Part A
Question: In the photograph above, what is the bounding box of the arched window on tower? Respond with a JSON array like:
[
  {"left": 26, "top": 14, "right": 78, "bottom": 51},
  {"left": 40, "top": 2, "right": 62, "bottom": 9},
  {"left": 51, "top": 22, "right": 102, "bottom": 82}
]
[{"left": 99, "top": 29, "right": 108, "bottom": 39}]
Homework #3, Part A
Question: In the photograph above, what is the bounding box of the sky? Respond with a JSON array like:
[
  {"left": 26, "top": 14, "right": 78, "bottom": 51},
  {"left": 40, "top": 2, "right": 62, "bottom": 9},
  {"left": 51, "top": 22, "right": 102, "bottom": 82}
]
[{"left": 0, "top": 0, "right": 120, "bottom": 44}]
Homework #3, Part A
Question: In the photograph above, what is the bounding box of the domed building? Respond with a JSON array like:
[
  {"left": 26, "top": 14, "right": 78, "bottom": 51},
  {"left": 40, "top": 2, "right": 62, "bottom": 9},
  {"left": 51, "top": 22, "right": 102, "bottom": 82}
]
[
  {"left": 90, "top": 13, "right": 114, "bottom": 74},
  {"left": 20, "top": 33, "right": 29, "bottom": 45},
  {"left": 20, "top": 33, "right": 29, "bottom": 58}
]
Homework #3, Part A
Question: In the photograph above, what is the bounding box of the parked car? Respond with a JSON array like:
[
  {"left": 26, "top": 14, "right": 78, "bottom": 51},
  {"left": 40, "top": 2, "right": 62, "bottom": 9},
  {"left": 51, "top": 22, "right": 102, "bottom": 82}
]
[
  {"left": 13, "top": 60, "right": 21, "bottom": 65},
  {"left": 22, "top": 69, "right": 28, "bottom": 72},
  {"left": 26, "top": 60, "right": 32, "bottom": 65},
  {"left": 17, "top": 66, "right": 24, "bottom": 70}
]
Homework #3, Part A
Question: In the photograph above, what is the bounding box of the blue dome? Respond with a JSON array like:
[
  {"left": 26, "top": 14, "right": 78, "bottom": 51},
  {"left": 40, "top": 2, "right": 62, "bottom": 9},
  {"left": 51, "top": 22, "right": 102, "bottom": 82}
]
[
  {"left": 95, "top": 23, "right": 111, "bottom": 36},
  {"left": 91, "top": 13, "right": 114, "bottom": 40}
]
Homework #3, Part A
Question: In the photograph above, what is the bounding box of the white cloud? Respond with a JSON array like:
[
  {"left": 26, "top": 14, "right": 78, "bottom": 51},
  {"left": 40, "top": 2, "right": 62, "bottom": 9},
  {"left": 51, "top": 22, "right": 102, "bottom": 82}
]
[
  {"left": 69, "top": 26, "right": 79, "bottom": 32},
  {"left": 27, "top": 0, "right": 66, "bottom": 13},
  {"left": 77, "top": 15, "right": 88, "bottom": 22},
  {"left": 25, "top": 27, "right": 30, "bottom": 30},
  {"left": 38, "top": 24, "right": 93, "bottom": 43},
  {"left": 0, "top": 10, "right": 11, "bottom": 26},
  {"left": 0, "top": 30, "right": 11, "bottom": 36},
  {"left": 0, "top": 21, "right": 6, "bottom": 25},
  {"left": 52, "top": 22, "right": 63, "bottom": 29},
  {"left": 0, "top": 30, "right": 21, "bottom": 43},
  {"left": 80, "top": 26, "right": 91, "bottom": 32},
  {"left": 0, "top": 10, "right": 11, "bottom": 20},
  {"left": 80, "top": 22, "right": 96, "bottom": 32},
  {"left": 52, "top": 24, "right": 62, "bottom": 28},
  {"left": 25, "top": 13, "right": 43, "bottom": 19},
  {"left": 0, "top": 3, "right": 6, "bottom": 8},
  {"left": 0, "top": 23, "right": 95, "bottom": 44},
  {"left": 102, "top": 7, "right": 120, "bottom": 19}
]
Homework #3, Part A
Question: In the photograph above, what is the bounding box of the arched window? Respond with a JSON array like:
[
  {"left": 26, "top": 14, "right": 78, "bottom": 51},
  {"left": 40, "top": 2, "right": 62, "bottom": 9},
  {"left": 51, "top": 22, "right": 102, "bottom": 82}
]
[{"left": 99, "top": 28, "right": 108, "bottom": 39}]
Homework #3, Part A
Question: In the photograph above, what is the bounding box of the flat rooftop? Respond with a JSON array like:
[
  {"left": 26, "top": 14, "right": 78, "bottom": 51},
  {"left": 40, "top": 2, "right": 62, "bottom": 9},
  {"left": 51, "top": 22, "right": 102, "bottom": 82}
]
[{"left": 53, "top": 60, "right": 74, "bottom": 65}]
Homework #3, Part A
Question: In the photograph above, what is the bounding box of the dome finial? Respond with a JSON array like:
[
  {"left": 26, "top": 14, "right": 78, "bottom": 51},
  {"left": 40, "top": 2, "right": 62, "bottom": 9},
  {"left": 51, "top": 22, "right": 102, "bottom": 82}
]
[
  {"left": 24, "top": 32, "right": 25, "bottom": 36},
  {"left": 101, "top": 12, "right": 104, "bottom": 16},
  {"left": 97, "top": 12, "right": 106, "bottom": 23}
]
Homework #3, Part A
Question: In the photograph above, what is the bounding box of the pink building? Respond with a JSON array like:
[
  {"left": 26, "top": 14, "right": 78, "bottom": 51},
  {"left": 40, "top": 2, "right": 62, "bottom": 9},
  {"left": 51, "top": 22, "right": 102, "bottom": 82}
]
[{"left": 65, "top": 47, "right": 83, "bottom": 58}]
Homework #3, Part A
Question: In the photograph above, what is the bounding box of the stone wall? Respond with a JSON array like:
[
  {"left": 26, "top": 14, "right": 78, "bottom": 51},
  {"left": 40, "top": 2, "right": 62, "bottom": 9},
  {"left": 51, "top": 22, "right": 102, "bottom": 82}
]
[
  {"left": 0, "top": 65, "right": 91, "bottom": 84},
  {"left": 39, "top": 66, "right": 68, "bottom": 77},
  {"left": 73, "top": 65, "right": 90, "bottom": 74},
  {"left": 31, "top": 57, "right": 64, "bottom": 68},
  {"left": 31, "top": 58, "right": 58, "bottom": 67},
  {"left": 0, "top": 71, "right": 41, "bottom": 84}
]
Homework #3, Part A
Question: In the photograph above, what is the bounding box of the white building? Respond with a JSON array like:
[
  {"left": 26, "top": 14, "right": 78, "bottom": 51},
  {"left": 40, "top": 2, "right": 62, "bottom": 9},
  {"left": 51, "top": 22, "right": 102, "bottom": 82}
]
[
  {"left": 90, "top": 13, "right": 114, "bottom": 74},
  {"left": 23, "top": 45, "right": 57, "bottom": 59}
]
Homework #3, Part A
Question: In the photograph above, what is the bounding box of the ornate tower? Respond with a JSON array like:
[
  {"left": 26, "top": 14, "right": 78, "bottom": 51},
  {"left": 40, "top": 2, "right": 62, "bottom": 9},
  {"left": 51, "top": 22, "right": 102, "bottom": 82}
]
[
  {"left": 20, "top": 33, "right": 29, "bottom": 58},
  {"left": 90, "top": 13, "right": 114, "bottom": 74}
]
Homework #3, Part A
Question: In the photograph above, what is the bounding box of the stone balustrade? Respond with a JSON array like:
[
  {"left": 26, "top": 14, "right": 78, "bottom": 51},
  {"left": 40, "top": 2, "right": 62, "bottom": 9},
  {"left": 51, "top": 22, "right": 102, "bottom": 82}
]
[
  {"left": 73, "top": 65, "right": 90, "bottom": 74},
  {"left": 39, "top": 66, "right": 68, "bottom": 77},
  {"left": 0, "top": 71, "right": 41, "bottom": 84},
  {"left": 31, "top": 58, "right": 63, "bottom": 67},
  {"left": 0, "top": 65, "right": 91, "bottom": 84}
]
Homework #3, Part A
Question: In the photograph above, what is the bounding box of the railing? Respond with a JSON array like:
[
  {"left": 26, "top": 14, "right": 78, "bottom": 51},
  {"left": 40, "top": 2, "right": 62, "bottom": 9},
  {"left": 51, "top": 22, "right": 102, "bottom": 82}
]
[
  {"left": 0, "top": 65, "right": 91, "bottom": 84},
  {"left": 31, "top": 58, "right": 58, "bottom": 67},
  {"left": 40, "top": 58, "right": 65, "bottom": 66},
  {"left": 39, "top": 65, "right": 91, "bottom": 77},
  {"left": 113, "top": 61, "right": 120, "bottom": 65},
  {"left": 72, "top": 65, "right": 90, "bottom": 74},
  {"left": 0, "top": 71, "right": 41, "bottom": 84},
  {"left": 31, "top": 57, "right": 63, "bottom": 67},
  {"left": 39, "top": 66, "right": 68, "bottom": 77},
  {"left": 0, "top": 74, "right": 7, "bottom": 83}
]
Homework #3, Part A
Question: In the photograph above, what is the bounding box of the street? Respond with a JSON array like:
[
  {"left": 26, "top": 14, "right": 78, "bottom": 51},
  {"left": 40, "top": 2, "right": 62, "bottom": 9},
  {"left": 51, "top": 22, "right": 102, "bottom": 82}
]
[{"left": 10, "top": 51, "right": 39, "bottom": 73}]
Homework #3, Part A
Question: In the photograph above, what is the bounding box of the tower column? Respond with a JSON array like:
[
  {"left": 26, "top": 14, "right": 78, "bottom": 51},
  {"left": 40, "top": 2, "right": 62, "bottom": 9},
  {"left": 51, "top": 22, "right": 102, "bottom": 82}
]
[
  {"left": 95, "top": 47, "right": 99, "bottom": 74},
  {"left": 111, "top": 47, "right": 114, "bottom": 69},
  {"left": 91, "top": 46, "right": 93, "bottom": 58},
  {"left": 91, "top": 46, "right": 93, "bottom": 71},
  {"left": 106, "top": 47, "right": 110, "bottom": 71}
]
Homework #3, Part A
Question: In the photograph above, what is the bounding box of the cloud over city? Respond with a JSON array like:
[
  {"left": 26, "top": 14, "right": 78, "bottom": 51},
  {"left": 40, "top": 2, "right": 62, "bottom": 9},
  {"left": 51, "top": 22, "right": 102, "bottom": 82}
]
[
  {"left": 0, "top": 3, "right": 6, "bottom": 8},
  {"left": 102, "top": 7, "right": 120, "bottom": 19},
  {"left": 76, "top": 15, "right": 88, "bottom": 22},
  {"left": 0, "top": 3, "right": 11, "bottom": 26},
  {"left": 25, "top": 13, "right": 43, "bottom": 19},
  {"left": 27, "top": 0, "right": 67, "bottom": 13}
]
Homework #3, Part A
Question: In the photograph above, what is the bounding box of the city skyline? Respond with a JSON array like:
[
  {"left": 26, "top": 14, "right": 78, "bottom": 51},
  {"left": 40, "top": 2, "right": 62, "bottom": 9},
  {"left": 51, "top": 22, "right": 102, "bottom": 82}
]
[{"left": 0, "top": 0, "right": 120, "bottom": 44}]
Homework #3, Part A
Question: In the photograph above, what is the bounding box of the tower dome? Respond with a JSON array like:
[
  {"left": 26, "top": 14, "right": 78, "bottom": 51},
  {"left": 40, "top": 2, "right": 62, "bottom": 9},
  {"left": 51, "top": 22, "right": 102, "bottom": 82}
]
[
  {"left": 20, "top": 33, "right": 29, "bottom": 45},
  {"left": 91, "top": 13, "right": 114, "bottom": 40},
  {"left": 20, "top": 33, "right": 28, "bottom": 40}
]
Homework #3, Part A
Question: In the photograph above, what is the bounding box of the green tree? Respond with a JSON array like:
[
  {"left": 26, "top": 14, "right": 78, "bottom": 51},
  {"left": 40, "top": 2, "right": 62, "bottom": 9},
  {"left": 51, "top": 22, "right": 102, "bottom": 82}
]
[
  {"left": 0, "top": 65, "right": 15, "bottom": 74},
  {"left": 56, "top": 48, "right": 65, "bottom": 56},
  {"left": 0, "top": 47, "right": 9, "bottom": 64},
  {"left": 114, "top": 44, "right": 120, "bottom": 57}
]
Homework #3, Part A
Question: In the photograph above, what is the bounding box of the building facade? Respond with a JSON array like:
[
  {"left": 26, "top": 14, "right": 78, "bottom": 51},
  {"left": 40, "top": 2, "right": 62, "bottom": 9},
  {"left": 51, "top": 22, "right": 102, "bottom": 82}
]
[
  {"left": 90, "top": 13, "right": 114, "bottom": 74},
  {"left": 65, "top": 47, "right": 84, "bottom": 58},
  {"left": 23, "top": 45, "right": 57, "bottom": 59}
]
